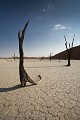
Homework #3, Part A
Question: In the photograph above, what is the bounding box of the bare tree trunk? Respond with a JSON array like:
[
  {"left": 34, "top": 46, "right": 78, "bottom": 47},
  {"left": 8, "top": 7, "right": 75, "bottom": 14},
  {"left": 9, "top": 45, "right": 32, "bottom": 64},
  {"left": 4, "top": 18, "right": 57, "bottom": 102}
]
[
  {"left": 18, "top": 20, "right": 37, "bottom": 87},
  {"left": 49, "top": 53, "right": 53, "bottom": 61},
  {"left": 67, "top": 53, "right": 70, "bottom": 66},
  {"left": 66, "top": 49, "right": 70, "bottom": 66},
  {"left": 50, "top": 55, "right": 51, "bottom": 61}
]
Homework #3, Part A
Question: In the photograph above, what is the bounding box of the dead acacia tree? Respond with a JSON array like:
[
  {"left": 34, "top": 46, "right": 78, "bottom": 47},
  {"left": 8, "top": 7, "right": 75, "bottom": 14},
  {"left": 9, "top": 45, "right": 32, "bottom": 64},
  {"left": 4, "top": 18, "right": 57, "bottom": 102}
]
[
  {"left": 49, "top": 52, "right": 53, "bottom": 61},
  {"left": 64, "top": 35, "right": 75, "bottom": 66},
  {"left": 13, "top": 53, "right": 16, "bottom": 60},
  {"left": 18, "top": 20, "right": 41, "bottom": 87}
]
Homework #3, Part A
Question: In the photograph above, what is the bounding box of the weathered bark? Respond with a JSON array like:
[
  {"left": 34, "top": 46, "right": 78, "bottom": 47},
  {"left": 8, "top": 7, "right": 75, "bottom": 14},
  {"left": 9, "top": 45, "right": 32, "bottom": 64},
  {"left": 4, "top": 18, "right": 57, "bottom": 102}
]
[{"left": 18, "top": 20, "right": 38, "bottom": 87}]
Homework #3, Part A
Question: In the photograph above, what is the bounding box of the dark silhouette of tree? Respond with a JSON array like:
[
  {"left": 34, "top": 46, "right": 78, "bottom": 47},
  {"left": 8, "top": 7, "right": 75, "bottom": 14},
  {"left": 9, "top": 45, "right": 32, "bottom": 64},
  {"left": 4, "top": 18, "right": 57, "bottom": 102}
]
[
  {"left": 13, "top": 53, "right": 15, "bottom": 60},
  {"left": 12, "top": 53, "right": 16, "bottom": 60},
  {"left": 18, "top": 20, "right": 41, "bottom": 87},
  {"left": 49, "top": 52, "right": 53, "bottom": 61},
  {"left": 64, "top": 35, "right": 75, "bottom": 66}
]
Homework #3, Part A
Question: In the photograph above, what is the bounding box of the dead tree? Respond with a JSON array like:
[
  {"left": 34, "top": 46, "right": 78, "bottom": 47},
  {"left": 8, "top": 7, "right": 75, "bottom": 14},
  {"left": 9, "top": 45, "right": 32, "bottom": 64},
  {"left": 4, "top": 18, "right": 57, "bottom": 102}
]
[
  {"left": 64, "top": 35, "right": 75, "bottom": 66},
  {"left": 49, "top": 52, "right": 53, "bottom": 61},
  {"left": 18, "top": 20, "right": 41, "bottom": 87},
  {"left": 12, "top": 53, "right": 16, "bottom": 60},
  {"left": 13, "top": 53, "right": 15, "bottom": 60}
]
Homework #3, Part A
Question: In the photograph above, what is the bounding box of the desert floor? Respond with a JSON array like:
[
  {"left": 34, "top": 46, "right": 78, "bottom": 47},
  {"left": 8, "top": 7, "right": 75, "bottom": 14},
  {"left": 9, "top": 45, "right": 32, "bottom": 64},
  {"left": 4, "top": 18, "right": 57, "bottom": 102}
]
[{"left": 0, "top": 59, "right": 80, "bottom": 120}]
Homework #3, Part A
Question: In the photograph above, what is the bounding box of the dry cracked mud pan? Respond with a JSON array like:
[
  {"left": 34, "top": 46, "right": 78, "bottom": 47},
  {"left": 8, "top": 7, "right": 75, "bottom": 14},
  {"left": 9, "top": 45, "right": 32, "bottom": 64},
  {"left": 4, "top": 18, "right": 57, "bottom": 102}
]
[{"left": 0, "top": 60, "right": 80, "bottom": 120}]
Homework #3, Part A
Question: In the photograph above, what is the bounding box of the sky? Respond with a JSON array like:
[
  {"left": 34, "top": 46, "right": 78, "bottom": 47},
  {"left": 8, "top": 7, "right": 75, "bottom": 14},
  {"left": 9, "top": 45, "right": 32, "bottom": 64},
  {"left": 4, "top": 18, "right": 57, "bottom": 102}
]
[{"left": 0, "top": 0, "right": 80, "bottom": 57}]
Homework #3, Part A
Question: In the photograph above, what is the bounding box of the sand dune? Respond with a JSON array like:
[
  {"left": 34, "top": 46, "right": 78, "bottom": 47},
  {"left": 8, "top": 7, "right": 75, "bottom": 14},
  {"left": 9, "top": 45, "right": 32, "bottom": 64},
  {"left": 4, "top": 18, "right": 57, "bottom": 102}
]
[{"left": 52, "top": 45, "right": 80, "bottom": 60}]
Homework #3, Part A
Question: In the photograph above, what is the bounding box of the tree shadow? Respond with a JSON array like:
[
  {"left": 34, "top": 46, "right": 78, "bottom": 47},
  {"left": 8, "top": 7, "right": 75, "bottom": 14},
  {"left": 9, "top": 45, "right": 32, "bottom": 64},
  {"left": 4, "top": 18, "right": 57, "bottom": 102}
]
[
  {"left": 63, "top": 65, "right": 70, "bottom": 67},
  {"left": 0, "top": 84, "right": 35, "bottom": 92},
  {"left": 26, "top": 65, "right": 64, "bottom": 69}
]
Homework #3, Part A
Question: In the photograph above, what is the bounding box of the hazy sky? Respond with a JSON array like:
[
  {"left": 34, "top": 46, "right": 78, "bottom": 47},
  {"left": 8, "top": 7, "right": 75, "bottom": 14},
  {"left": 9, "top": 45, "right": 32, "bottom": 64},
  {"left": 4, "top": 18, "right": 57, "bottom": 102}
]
[{"left": 0, "top": 0, "right": 80, "bottom": 57}]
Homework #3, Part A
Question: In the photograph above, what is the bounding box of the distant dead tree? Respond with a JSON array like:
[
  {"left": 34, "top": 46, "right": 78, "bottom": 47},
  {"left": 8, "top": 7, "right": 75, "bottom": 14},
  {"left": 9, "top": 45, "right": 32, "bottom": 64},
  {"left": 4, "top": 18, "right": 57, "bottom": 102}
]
[
  {"left": 49, "top": 52, "right": 53, "bottom": 61},
  {"left": 13, "top": 53, "right": 16, "bottom": 60},
  {"left": 18, "top": 20, "right": 41, "bottom": 87},
  {"left": 64, "top": 34, "right": 75, "bottom": 66},
  {"left": 12, "top": 53, "right": 16, "bottom": 60}
]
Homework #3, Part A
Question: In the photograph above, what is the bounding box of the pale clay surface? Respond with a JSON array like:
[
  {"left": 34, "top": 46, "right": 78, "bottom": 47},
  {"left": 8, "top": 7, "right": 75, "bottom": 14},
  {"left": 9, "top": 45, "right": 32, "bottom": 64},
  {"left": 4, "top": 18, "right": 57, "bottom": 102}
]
[{"left": 0, "top": 59, "right": 80, "bottom": 120}]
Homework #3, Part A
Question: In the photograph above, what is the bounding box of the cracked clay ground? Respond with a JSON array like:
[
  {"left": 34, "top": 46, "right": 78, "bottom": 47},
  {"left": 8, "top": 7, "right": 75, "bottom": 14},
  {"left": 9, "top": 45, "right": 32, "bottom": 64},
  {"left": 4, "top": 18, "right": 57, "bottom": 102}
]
[{"left": 0, "top": 59, "right": 80, "bottom": 120}]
